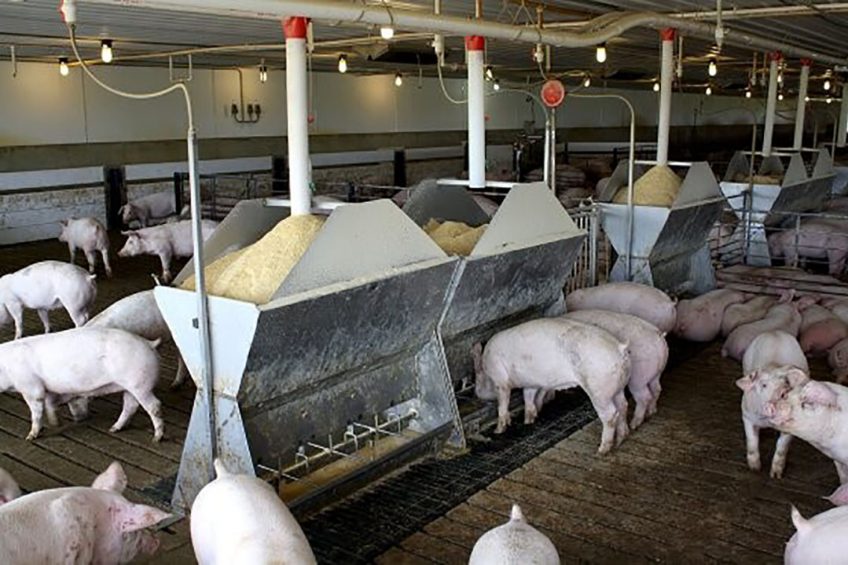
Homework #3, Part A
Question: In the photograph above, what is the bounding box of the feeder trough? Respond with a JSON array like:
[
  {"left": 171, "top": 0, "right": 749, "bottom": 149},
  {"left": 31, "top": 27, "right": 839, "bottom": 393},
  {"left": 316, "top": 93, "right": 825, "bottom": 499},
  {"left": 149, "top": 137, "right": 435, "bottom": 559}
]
[
  {"left": 155, "top": 199, "right": 462, "bottom": 511},
  {"left": 597, "top": 161, "right": 724, "bottom": 295},
  {"left": 719, "top": 148, "right": 834, "bottom": 265},
  {"left": 403, "top": 181, "right": 586, "bottom": 393}
]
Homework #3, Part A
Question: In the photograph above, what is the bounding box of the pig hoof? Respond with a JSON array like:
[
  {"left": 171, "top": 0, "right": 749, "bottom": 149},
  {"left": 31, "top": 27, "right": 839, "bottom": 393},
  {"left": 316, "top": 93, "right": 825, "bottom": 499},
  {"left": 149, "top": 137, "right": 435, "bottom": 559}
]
[
  {"left": 770, "top": 468, "right": 784, "bottom": 479},
  {"left": 597, "top": 444, "right": 612, "bottom": 455},
  {"left": 109, "top": 424, "right": 122, "bottom": 433},
  {"left": 747, "top": 459, "right": 762, "bottom": 472},
  {"left": 25, "top": 431, "right": 38, "bottom": 441},
  {"left": 152, "top": 433, "right": 163, "bottom": 443}
]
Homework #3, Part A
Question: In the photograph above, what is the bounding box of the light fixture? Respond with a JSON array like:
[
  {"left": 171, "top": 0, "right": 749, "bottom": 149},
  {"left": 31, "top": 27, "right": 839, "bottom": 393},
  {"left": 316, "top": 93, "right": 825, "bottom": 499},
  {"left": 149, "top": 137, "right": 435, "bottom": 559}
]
[
  {"left": 827, "top": 96, "right": 834, "bottom": 104},
  {"left": 652, "top": 80, "right": 660, "bottom": 92},
  {"left": 825, "top": 78, "right": 832, "bottom": 91},
  {"left": 777, "top": 69, "right": 784, "bottom": 84},
  {"left": 493, "top": 79, "right": 500, "bottom": 91},
  {"left": 705, "top": 85, "right": 712, "bottom": 96},
  {"left": 58, "top": 57, "right": 69, "bottom": 77},
  {"left": 100, "top": 39, "right": 113, "bottom": 64},
  {"left": 745, "top": 89, "right": 752, "bottom": 99},
  {"left": 338, "top": 54, "right": 348, "bottom": 74},
  {"left": 805, "top": 95, "right": 810, "bottom": 102},
  {"left": 595, "top": 44, "right": 607, "bottom": 63},
  {"left": 778, "top": 91, "right": 784, "bottom": 101},
  {"left": 380, "top": 26, "right": 394, "bottom": 40},
  {"left": 485, "top": 65, "right": 493, "bottom": 81},
  {"left": 394, "top": 72, "right": 403, "bottom": 87},
  {"left": 583, "top": 76, "right": 591, "bottom": 88},
  {"left": 708, "top": 56, "right": 717, "bottom": 77},
  {"left": 259, "top": 66, "right": 268, "bottom": 84}
]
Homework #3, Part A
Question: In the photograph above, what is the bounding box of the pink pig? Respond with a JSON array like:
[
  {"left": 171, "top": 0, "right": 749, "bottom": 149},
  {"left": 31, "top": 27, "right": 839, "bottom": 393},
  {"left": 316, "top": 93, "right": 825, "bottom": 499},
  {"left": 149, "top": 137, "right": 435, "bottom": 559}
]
[
  {"left": 675, "top": 289, "right": 746, "bottom": 342},
  {"left": 565, "top": 282, "right": 677, "bottom": 333},
  {"left": 118, "top": 219, "right": 217, "bottom": 283}
]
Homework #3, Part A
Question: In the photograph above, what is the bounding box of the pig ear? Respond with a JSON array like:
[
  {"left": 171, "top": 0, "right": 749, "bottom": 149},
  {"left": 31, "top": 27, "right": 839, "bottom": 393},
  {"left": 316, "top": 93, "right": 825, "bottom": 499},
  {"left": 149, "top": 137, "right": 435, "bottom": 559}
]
[
  {"left": 60, "top": 219, "right": 68, "bottom": 227},
  {"left": 825, "top": 483, "right": 848, "bottom": 506},
  {"left": 791, "top": 506, "right": 811, "bottom": 535},
  {"left": 510, "top": 504, "right": 526, "bottom": 523},
  {"left": 213, "top": 458, "right": 231, "bottom": 478},
  {"left": 785, "top": 367, "right": 809, "bottom": 388},
  {"left": 91, "top": 461, "right": 127, "bottom": 493},
  {"left": 801, "top": 381, "right": 838, "bottom": 408},
  {"left": 736, "top": 373, "right": 756, "bottom": 392},
  {"left": 117, "top": 503, "right": 171, "bottom": 533}
]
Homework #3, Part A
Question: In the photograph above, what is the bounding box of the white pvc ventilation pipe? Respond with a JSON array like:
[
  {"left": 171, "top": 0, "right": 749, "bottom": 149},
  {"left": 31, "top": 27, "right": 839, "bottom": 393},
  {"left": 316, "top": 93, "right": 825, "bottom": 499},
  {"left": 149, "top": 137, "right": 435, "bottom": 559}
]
[
  {"left": 466, "top": 36, "right": 486, "bottom": 190},
  {"left": 762, "top": 51, "right": 782, "bottom": 157},
  {"left": 794, "top": 59, "right": 811, "bottom": 150},
  {"left": 839, "top": 85, "right": 848, "bottom": 147},
  {"left": 284, "top": 17, "right": 312, "bottom": 216},
  {"left": 656, "top": 28, "right": 675, "bottom": 166}
]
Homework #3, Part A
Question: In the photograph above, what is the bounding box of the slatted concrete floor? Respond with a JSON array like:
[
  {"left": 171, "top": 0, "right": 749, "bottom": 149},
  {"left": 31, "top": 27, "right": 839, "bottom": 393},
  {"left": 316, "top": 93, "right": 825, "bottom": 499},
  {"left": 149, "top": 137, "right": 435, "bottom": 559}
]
[
  {"left": 0, "top": 236, "right": 195, "bottom": 557},
  {"left": 376, "top": 344, "right": 837, "bottom": 565}
]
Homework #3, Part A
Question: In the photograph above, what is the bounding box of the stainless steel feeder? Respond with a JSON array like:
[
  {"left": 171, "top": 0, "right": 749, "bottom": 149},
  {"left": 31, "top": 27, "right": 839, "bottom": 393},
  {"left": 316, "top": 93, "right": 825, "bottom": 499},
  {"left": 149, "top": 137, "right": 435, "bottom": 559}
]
[
  {"left": 597, "top": 160, "right": 725, "bottom": 295},
  {"left": 720, "top": 148, "right": 834, "bottom": 265},
  {"left": 403, "top": 181, "right": 587, "bottom": 390},
  {"left": 155, "top": 199, "right": 462, "bottom": 510}
]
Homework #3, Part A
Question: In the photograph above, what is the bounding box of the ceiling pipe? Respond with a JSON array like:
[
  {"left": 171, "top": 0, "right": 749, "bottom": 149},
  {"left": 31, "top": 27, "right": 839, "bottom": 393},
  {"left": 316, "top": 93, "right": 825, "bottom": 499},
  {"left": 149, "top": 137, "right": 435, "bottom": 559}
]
[
  {"left": 674, "top": 3, "right": 848, "bottom": 21},
  {"left": 75, "top": 0, "right": 848, "bottom": 66},
  {"left": 794, "top": 59, "right": 811, "bottom": 150}
]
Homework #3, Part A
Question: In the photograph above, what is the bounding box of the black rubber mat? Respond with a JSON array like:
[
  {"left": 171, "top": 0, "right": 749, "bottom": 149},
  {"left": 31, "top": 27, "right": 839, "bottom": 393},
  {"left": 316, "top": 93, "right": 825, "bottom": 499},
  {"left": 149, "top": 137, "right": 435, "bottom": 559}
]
[{"left": 298, "top": 390, "right": 597, "bottom": 564}]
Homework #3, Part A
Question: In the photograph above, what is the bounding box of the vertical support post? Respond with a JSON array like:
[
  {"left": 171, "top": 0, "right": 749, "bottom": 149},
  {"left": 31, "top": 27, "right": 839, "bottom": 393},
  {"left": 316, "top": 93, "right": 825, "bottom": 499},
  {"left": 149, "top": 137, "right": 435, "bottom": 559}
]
[
  {"left": 543, "top": 109, "right": 551, "bottom": 188},
  {"left": 103, "top": 166, "right": 125, "bottom": 231},
  {"left": 283, "top": 17, "right": 312, "bottom": 215},
  {"left": 550, "top": 109, "right": 557, "bottom": 194},
  {"left": 657, "top": 28, "right": 675, "bottom": 166},
  {"left": 466, "top": 35, "right": 486, "bottom": 189},
  {"left": 173, "top": 171, "right": 184, "bottom": 214},
  {"left": 763, "top": 51, "right": 782, "bottom": 157},
  {"left": 393, "top": 148, "right": 407, "bottom": 187},
  {"left": 271, "top": 155, "right": 287, "bottom": 195},
  {"left": 794, "top": 59, "right": 811, "bottom": 150},
  {"left": 839, "top": 84, "right": 848, "bottom": 148}
]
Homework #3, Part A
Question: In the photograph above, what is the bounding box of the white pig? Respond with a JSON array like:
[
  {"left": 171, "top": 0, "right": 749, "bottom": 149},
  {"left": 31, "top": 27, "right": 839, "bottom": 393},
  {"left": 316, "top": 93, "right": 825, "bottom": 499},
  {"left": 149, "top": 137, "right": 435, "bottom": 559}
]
[
  {"left": 720, "top": 295, "right": 777, "bottom": 337},
  {"left": 0, "top": 466, "right": 20, "bottom": 504},
  {"left": 58, "top": 217, "right": 112, "bottom": 277},
  {"left": 768, "top": 220, "right": 848, "bottom": 275},
  {"left": 737, "top": 335, "right": 809, "bottom": 478},
  {"left": 118, "top": 219, "right": 217, "bottom": 283},
  {"left": 120, "top": 192, "right": 177, "bottom": 228},
  {"left": 828, "top": 337, "right": 848, "bottom": 383},
  {"left": 472, "top": 318, "right": 630, "bottom": 454},
  {"left": 565, "top": 282, "right": 677, "bottom": 333},
  {"left": 0, "top": 327, "right": 164, "bottom": 442},
  {"left": 765, "top": 377, "right": 848, "bottom": 483},
  {"left": 675, "top": 289, "right": 746, "bottom": 342},
  {"left": 563, "top": 310, "right": 668, "bottom": 429},
  {"left": 191, "top": 458, "right": 316, "bottom": 565},
  {"left": 0, "top": 260, "right": 97, "bottom": 339},
  {"left": 785, "top": 505, "right": 848, "bottom": 564},
  {"left": 722, "top": 301, "right": 802, "bottom": 361},
  {"left": 0, "top": 462, "right": 169, "bottom": 564},
  {"left": 468, "top": 504, "right": 560, "bottom": 565}
]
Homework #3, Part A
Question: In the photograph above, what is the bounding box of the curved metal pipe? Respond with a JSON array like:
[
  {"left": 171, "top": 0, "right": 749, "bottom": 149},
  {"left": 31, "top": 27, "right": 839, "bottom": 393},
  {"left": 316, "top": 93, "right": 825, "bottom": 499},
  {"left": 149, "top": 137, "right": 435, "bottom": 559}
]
[{"left": 77, "top": 0, "right": 848, "bottom": 66}]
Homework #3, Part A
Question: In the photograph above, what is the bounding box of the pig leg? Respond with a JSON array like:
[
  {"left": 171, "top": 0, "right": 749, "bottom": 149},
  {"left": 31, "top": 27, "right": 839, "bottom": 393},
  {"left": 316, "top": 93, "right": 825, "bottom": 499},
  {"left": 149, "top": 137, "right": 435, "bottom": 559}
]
[
  {"left": 613, "top": 390, "right": 629, "bottom": 444},
  {"left": 523, "top": 388, "right": 539, "bottom": 425},
  {"left": 629, "top": 384, "right": 653, "bottom": 430},
  {"left": 36, "top": 309, "right": 50, "bottom": 334},
  {"left": 21, "top": 394, "right": 45, "bottom": 441},
  {"left": 43, "top": 394, "right": 60, "bottom": 427},
  {"left": 62, "top": 302, "right": 89, "bottom": 328},
  {"left": 769, "top": 433, "right": 793, "bottom": 479},
  {"left": 828, "top": 248, "right": 848, "bottom": 276},
  {"left": 495, "top": 386, "right": 511, "bottom": 434},
  {"left": 132, "top": 390, "right": 164, "bottom": 442},
  {"left": 590, "top": 399, "right": 620, "bottom": 455},
  {"left": 6, "top": 301, "right": 24, "bottom": 340},
  {"left": 533, "top": 389, "right": 550, "bottom": 413},
  {"left": 836, "top": 461, "right": 848, "bottom": 484},
  {"left": 158, "top": 251, "right": 173, "bottom": 284},
  {"left": 68, "top": 397, "right": 89, "bottom": 422},
  {"left": 170, "top": 357, "right": 187, "bottom": 389},
  {"left": 68, "top": 243, "right": 77, "bottom": 265},
  {"left": 743, "top": 417, "right": 761, "bottom": 471},
  {"left": 84, "top": 249, "right": 97, "bottom": 274},
  {"left": 647, "top": 378, "right": 662, "bottom": 416},
  {"left": 110, "top": 392, "right": 140, "bottom": 433},
  {"left": 101, "top": 249, "right": 113, "bottom": 277}
]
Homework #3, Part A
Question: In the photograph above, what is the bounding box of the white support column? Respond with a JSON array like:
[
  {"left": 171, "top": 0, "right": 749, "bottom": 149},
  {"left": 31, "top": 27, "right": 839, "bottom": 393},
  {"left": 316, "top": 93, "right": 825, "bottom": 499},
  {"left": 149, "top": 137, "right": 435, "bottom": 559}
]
[
  {"left": 839, "top": 83, "right": 848, "bottom": 147},
  {"left": 284, "top": 17, "right": 312, "bottom": 216},
  {"left": 466, "top": 35, "right": 486, "bottom": 189},
  {"left": 763, "top": 51, "right": 782, "bottom": 156},
  {"left": 656, "top": 28, "right": 675, "bottom": 166},
  {"left": 793, "top": 59, "right": 811, "bottom": 150}
]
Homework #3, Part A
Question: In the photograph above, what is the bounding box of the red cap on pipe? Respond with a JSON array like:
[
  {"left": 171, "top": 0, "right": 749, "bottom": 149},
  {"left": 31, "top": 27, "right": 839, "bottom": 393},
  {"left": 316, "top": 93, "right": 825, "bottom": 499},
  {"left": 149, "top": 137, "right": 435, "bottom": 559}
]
[
  {"left": 660, "top": 28, "right": 676, "bottom": 42},
  {"left": 283, "top": 17, "right": 309, "bottom": 39},
  {"left": 800, "top": 58, "right": 813, "bottom": 67},
  {"left": 769, "top": 50, "right": 784, "bottom": 62},
  {"left": 465, "top": 36, "right": 485, "bottom": 51}
]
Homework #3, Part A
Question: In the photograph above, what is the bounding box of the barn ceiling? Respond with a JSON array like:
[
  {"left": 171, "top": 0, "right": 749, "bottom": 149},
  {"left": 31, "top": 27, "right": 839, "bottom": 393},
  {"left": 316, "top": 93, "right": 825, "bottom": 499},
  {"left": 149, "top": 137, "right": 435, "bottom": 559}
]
[{"left": 1, "top": 0, "right": 847, "bottom": 96}]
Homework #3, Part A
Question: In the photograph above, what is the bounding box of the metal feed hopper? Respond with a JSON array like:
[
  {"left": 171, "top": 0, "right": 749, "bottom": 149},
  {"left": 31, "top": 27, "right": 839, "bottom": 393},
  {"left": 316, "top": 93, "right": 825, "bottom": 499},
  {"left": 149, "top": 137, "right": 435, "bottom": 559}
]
[
  {"left": 403, "top": 181, "right": 586, "bottom": 390},
  {"left": 719, "top": 149, "right": 834, "bottom": 265},
  {"left": 155, "top": 199, "right": 462, "bottom": 511},
  {"left": 597, "top": 161, "right": 724, "bottom": 295}
]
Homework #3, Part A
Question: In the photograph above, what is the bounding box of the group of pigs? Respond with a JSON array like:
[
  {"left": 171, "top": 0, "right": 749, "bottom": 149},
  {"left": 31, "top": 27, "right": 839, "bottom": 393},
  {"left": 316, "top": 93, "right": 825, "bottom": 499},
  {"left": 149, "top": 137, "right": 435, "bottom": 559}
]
[
  {"left": 676, "top": 287, "right": 848, "bottom": 563},
  {"left": 767, "top": 197, "right": 848, "bottom": 276}
]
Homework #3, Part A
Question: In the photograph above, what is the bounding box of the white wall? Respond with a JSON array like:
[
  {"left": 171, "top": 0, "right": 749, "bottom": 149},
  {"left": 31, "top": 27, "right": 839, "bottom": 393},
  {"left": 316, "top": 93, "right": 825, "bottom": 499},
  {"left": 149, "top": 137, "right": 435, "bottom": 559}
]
[{"left": 0, "top": 60, "right": 796, "bottom": 147}]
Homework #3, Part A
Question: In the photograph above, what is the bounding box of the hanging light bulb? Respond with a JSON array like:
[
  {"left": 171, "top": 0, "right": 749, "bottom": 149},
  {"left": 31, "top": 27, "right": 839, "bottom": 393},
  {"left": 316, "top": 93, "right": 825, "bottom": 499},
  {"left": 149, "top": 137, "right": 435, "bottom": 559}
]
[
  {"left": 493, "top": 79, "right": 500, "bottom": 91},
  {"left": 394, "top": 72, "right": 403, "bottom": 87},
  {"left": 58, "top": 57, "right": 69, "bottom": 77},
  {"left": 652, "top": 80, "right": 660, "bottom": 92},
  {"left": 100, "top": 39, "right": 113, "bottom": 64},
  {"left": 708, "top": 56, "right": 717, "bottom": 77},
  {"left": 827, "top": 96, "right": 834, "bottom": 104},
  {"left": 805, "top": 95, "right": 810, "bottom": 102},
  {"left": 485, "top": 65, "right": 494, "bottom": 81},
  {"left": 595, "top": 43, "right": 607, "bottom": 63},
  {"left": 380, "top": 26, "right": 394, "bottom": 40},
  {"left": 745, "top": 89, "right": 752, "bottom": 99},
  {"left": 778, "top": 91, "right": 784, "bottom": 101},
  {"left": 825, "top": 78, "right": 832, "bottom": 91},
  {"left": 705, "top": 85, "right": 712, "bottom": 96},
  {"left": 777, "top": 69, "right": 784, "bottom": 85},
  {"left": 583, "top": 75, "right": 591, "bottom": 88},
  {"left": 259, "top": 66, "right": 268, "bottom": 84},
  {"left": 338, "top": 54, "right": 348, "bottom": 74}
]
